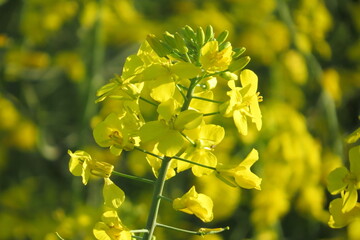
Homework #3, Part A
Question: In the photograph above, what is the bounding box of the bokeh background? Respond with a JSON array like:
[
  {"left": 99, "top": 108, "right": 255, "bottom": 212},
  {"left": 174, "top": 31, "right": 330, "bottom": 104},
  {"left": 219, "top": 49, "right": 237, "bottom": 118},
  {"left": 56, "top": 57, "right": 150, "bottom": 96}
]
[{"left": 0, "top": 0, "right": 359, "bottom": 239}]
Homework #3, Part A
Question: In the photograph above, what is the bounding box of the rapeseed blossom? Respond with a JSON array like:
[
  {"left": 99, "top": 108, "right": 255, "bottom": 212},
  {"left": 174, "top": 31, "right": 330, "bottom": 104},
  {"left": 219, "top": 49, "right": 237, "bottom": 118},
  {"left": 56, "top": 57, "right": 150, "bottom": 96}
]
[
  {"left": 93, "top": 111, "right": 142, "bottom": 156},
  {"left": 328, "top": 145, "right": 360, "bottom": 213},
  {"left": 200, "top": 41, "right": 232, "bottom": 73},
  {"left": 217, "top": 148, "right": 262, "bottom": 190},
  {"left": 68, "top": 150, "right": 114, "bottom": 185},
  {"left": 220, "top": 69, "right": 262, "bottom": 135},
  {"left": 93, "top": 210, "right": 132, "bottom": 240},
  {"left": 173, "top": 186, "right": 214, "bottom": 222}
]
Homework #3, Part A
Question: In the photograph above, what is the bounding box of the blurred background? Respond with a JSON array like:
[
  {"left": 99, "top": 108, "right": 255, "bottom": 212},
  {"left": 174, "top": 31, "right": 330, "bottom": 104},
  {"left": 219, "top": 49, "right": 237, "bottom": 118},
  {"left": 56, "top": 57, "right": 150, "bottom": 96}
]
[{"left": 0, "top": 0, "right": 359, "bottom": 239}]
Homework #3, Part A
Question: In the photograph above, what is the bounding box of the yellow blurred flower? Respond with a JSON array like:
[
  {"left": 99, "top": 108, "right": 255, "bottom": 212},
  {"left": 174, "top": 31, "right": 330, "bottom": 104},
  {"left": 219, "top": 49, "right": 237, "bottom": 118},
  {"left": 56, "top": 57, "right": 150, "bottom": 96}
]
[{"left": 0, "top": 97, "right": 20, "bottom": 130}]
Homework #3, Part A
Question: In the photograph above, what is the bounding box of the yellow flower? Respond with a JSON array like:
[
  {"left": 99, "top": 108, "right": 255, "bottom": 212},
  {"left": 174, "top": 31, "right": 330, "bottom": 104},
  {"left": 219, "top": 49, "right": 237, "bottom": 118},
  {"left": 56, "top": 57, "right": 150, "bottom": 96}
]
[
  {"left": 93, "top": 210, "right": 132, "bottom": 240},
  {"left": 178, "top": 123, "right": 225, "bottom": 177},
  {"left": 173, "top": 186, "right": 214, "bottom": 222},
  {"left": 216, "top": 148, "right": 262, "bottom": 190},
  {"left": 327, "top": 145, "right": 360, "bottom": 213},
  {"left": 329, "top": 198, "right": 360, "bottom": 228},
  {"left": 68, "top": 150, "right": 114, "bottom": 185},
  {"left": 103, "top": 178, "right": 125, "bottom": 209},
  {"left": 93, "top": 111, "right": 142, "bottom": 156},
  {"left": 200, "top": 41, "right": 232, "bottom": 73},
  {"left": 219, "top": 69, "right": 262, "bottom": 135}
]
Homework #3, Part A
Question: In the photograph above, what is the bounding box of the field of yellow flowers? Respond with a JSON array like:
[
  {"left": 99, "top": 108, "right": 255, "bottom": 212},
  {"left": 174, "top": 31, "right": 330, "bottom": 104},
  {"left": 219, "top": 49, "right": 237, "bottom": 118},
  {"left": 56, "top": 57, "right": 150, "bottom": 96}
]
[{"left": 0, "top": 0, "right": 359, "bottom": 239}]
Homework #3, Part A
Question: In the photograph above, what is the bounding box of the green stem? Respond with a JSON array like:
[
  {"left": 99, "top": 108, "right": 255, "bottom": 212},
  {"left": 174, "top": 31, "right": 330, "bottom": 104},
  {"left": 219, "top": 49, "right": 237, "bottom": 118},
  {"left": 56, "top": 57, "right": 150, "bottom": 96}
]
[
  {"left": 142, "top": 157, "right": 172, "bottom": 240},
  {"left": 159, "top": 195, "right": 173, "bottom": 203},
  {"left": 134, "top": 146, "right": 165, "bottom": 160},
  {"left": 171, "top": 155, "right": 217, "bottom": 170},
  {"left": 112, "top": 171, "right": 154, "bottom": 184},
  {"left": 176, "top": 84, "right": 187, "bottom": 102},
  {"left": 203, "top": 111, "right": 220, "bottom": 116},
  {"left": 181, "top": 78, "right": 198, "bottom": 111},
  {"left": 156, "top": 223, "right": 230, "bottom": 236},
  {"left": 140, "top": 97, "right": 158, "bottom": 107},
  {"left": 131, "top": 229, "right": 149, "bottom": 234},
  {"left": 156, "top": 223, "right": 199, "bottom": 235},
  {"left": 192, "top": 96, "right": 224, "bottom": 104},
  {"left": 180, "top": 132, "right": 196, "bottom": 146}
]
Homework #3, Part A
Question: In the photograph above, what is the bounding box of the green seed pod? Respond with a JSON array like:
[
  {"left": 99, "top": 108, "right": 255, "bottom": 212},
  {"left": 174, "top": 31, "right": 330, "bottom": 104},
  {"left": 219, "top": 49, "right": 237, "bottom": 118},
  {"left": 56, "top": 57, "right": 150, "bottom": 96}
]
[
  {"left": 196, "top": 26, "right": 205, "bottom": 47},
  {"left": 146, "top": 34, "right": 171, "bottom": 57},
  {"left": 232, "top": 47, "right": 246, "bottom": 59},
  {"left": 217, "top": 30, "right": 229, "bottom": 44},
  {"left": 205, "top": 25, "right": 214, "bottom": 42},
  {"left": 228, "top": 56, "right": 251, "bottom": 72},
  {"left": 174, "top": 32, "right": 188, "bottom": 54}
]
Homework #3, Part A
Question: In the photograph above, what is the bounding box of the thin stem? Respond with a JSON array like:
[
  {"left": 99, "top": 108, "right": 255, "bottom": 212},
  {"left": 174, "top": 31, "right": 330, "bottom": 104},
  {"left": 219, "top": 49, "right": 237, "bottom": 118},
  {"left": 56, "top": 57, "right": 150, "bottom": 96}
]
[
  {"left": 171, "top": 155, "right": 217, "bottom": 171},
  {"left": 156, "top": 223, "right": 230, "bottom": 236},
  {"left": 132, "top": 236, "right": 143, "bottom": 240},
  {"left": 112, "top": 171, "right": 154, "bottom": 184},
  {"left": 180, "top": 132, "right": 196, "bottom": 146},
  {"left": 142, "top": 157, "right": 172, "bottom": 240},
  {"left": 140, "top": 96, "right": 158, "bottom": 107},
  {"left": 176, "top": 84, "right": 187, "bottom": 101},
  {"left": 159, "top": 195, "right": 173, "bottom": 203},
  {"left": 156, "top": 223, "right": 199, "bottom": 235},
  {"left": 192, "top": 96, "right": 224, "bottom": 104},
  {"left": 131, "top": 229, "right": 149, "bottom": 234},
  {"left": 203, "top": 111, "right": 220, "bottom": 116},
  {"left": 177, "top": 84, "right": 189, "bottom": 91},
  {"left": 134, "top": 146, "right": 165, "bottom": 160}
]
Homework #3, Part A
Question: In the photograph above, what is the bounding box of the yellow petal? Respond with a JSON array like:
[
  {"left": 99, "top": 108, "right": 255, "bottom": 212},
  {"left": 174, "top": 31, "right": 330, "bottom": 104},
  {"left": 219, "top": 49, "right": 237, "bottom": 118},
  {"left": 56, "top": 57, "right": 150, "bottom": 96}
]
[{"left": 103, "top": 178, "right": 125, "bottom": 209}]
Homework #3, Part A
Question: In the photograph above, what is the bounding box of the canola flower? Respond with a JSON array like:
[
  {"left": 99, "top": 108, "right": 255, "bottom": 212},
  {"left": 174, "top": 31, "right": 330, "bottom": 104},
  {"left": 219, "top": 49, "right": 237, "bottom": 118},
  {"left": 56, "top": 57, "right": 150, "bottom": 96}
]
[
  {"left": 68, "top": 25, "right": 263, "bottom": 240},
  {"left": 173, "top": 186, "right": 214, "bottom": 222}
]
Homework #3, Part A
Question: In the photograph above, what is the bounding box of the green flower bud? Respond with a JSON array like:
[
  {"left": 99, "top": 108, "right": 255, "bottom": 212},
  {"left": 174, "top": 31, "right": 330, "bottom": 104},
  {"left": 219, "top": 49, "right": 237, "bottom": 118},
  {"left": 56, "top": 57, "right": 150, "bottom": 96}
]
[
  {"left": 174, "top": 32, "right": 188, "bottom": 54},
  {"left": 217, "top": 30, "right": 229, "bottom": 44},
  {"left": 196, "top": 26, "right": 205, "bottom": 47},
  {"left": 205, "top": 25, "right": 214, "bottom": 42},
  {"left": 219, "top": 71, "right": 239, "bottom": 81},
  {"left": 232, "top": 47, "right": 246, "bottom": 59},
  {"left": 228, "top": 56, "right": 251, "bottom": 72},
  {"left": 146, "top": 34, "right": 171, "bottom": 57},
  {"left": 163, "top": 31, "right": 177, "bottom": 48}
]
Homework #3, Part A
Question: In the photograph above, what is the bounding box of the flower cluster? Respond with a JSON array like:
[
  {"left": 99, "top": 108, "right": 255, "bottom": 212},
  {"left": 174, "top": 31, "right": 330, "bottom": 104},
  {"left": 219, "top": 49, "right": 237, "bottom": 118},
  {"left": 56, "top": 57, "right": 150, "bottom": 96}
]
[
  {"left": 327, "top": 130, "right": 360, "bottom": 228},
  {"left": 68, "top": 25, "right": 263, "bottom": 240}
]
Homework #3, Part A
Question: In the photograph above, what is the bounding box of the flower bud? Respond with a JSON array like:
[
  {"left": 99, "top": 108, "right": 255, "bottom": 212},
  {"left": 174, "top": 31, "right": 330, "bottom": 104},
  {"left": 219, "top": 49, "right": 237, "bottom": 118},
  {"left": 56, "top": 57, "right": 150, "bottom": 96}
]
[{"left": 219, "top": 71, "right": 238, "bottom": 81}]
